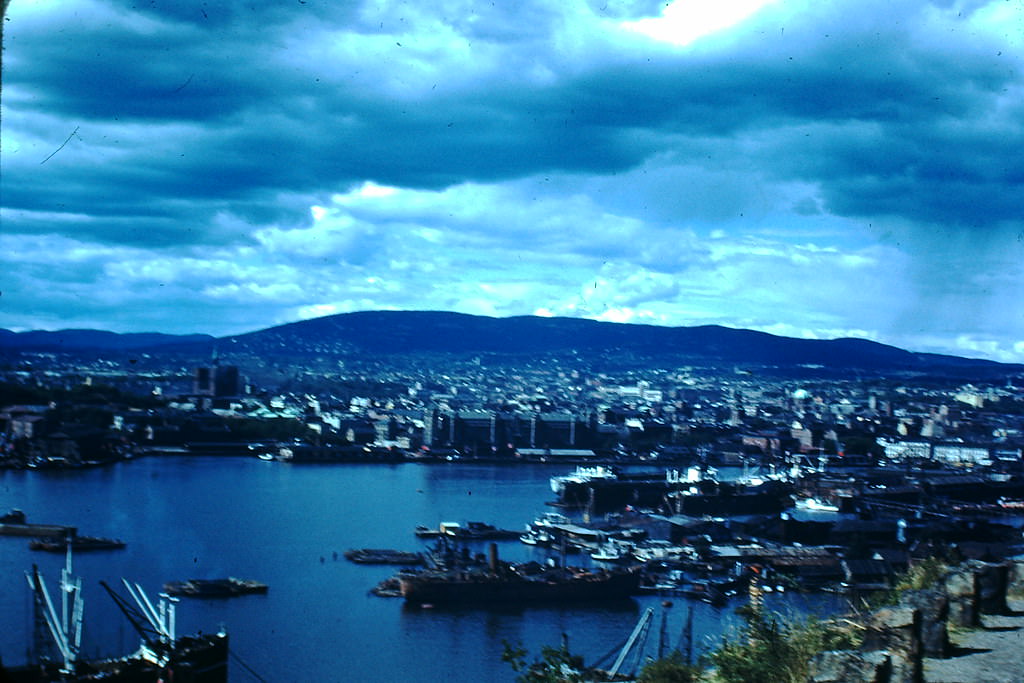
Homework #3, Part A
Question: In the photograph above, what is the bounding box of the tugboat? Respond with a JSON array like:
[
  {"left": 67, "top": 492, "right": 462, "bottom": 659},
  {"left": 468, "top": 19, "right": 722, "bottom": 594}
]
[{"left": 0, "top": 545, "right": 228, "bottom": 682}]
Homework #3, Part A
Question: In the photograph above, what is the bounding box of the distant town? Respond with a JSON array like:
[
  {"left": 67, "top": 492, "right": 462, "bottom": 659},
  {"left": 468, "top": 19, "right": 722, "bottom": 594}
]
[
  {"left": 2, "top": 342, "right": 1022, "bottom": 472},
  {"left": 5, "top": 317, "right": 1024, "bottom": 682}
]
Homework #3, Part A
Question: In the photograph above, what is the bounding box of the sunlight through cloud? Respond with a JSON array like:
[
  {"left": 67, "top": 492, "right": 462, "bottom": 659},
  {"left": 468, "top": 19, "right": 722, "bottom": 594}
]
[{"left": 621, "top": 0, "right": 778, "bottom": 46}]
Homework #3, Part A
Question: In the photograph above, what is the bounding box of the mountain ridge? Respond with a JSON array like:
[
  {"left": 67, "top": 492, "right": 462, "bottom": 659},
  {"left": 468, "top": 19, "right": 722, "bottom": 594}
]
[{"left": 2, "top": 311, "right": 1012, "bottom": 372}]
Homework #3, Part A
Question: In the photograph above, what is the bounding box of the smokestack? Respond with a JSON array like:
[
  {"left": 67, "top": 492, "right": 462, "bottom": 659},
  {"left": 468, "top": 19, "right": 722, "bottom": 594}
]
[{"left": 488, "top": 542, "right": 498, "bottom": 573}]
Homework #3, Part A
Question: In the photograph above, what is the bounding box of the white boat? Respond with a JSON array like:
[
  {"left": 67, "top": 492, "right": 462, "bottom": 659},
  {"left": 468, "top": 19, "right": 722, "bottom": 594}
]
[
  {"left": 531, "top": 511, "right": 571, "bottom": 529},
  {"left": 549, "top": 466, "right": 617, "bottom": 495},
  {"left": 630, "top": 540, "right": 693, "bottom": 563},
  {"left": 794, "top": 497, "right": 840, "bottom": 513},
  {"left": 519, "top": 529, "right": 555, "bottom": 546},
  {"left": 590, "top": 539, "right": 634, "bottom": 562}
]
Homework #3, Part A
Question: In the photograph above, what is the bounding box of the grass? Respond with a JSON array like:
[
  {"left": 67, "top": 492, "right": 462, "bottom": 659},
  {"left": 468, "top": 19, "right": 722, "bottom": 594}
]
[{"left": 705, "top": 606, "right": 862, "bottom": 683}]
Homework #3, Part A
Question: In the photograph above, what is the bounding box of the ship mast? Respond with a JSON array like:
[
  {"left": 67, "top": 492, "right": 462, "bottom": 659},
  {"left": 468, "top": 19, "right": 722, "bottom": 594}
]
[
  {"left": 26, "top": 540, "right": 84, "bottom": 674},
  {"left": 100, "top": 578, "right": 178, "bottom": 665}
]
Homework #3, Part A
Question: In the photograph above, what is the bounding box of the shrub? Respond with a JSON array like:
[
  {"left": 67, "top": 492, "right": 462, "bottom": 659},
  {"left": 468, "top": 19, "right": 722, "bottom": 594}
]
[{"left": 706, "top": 607, "right": 860, "bottom": 683}]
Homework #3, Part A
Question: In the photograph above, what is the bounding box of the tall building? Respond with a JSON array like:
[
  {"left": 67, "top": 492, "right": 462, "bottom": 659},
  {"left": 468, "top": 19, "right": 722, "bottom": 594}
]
[
  {"left": 213, "top": 365, "right": 241, "bottom": 397},
  {"left": 193, "top": 365, "right": 241, "bottom": 398},
  {"left": 193, "top": 367, "right": 214, "bottom": 396}
]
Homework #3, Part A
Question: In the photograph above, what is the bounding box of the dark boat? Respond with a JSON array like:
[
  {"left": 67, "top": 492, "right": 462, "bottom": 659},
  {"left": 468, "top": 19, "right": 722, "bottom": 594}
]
[
  {"left": 0, "top": 633, "right": 229, "bottom": 683},
  {"left": 399, "top": 543, "right": 640, "bottom": 605},
  {"left": 162, "top": 578, "right": 268, "bottom": 598},
  {"left": 0, "top": 509, "right": 77, "bottom": 538},
  {"left": 345, "top": 548, "right": 424, "bottom": 565},
  {"left": 401, "top": 563, "right": 641, "bottom": 605},
  {"left": 0, "top": 550, "right": 228, "bottom": 682},
  {"left": 416, "top": 521, "right": 521, "bottom": 541},
  {"left": 29, "top": 535, "right": 126, "bottom": 552}
]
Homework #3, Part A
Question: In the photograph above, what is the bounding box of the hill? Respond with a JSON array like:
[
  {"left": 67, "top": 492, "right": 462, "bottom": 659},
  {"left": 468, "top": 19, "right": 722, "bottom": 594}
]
[
  {"left": 0, "top": 329, "right": 214, "bottom": 351},
  {"left": 1, "top": 311, "right": 1016, "bottom": 373},
  {"left": 219, "top": 311, "right": 1007, "bottom": 372}
]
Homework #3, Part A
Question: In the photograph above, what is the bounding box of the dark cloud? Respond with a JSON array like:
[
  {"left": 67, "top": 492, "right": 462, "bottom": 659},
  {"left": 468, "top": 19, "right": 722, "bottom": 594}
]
[
  {"left": 2, "top": 0, "right": 1022, "bottom": 359},
  {"left": 8, "top": 0, "right": 1019, "bottom": 239}
]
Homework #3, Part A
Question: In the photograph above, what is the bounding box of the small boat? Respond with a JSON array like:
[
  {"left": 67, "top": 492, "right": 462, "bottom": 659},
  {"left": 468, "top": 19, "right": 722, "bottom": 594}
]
[
  {"left": 163, "top": 577, "right": 268, "bottom": 598},
  {"left": 590, "top": 539, "right": 634, "bottom": 563},
  {"left": 415, "top": 524, "right": 446, "bottom": 538},
  {"left": 531, "top": 511, "right": 571, "bottom": 529},
  {"left": 519, "top": 528, "right": 555, "bottom": 547},
  {"left": 29, "top": 535, "right": 126, "bottom": 552},
  {"left": 344, "top": 548, "right": 424, "bottom": 565},
  {"left": 370, "top": 576, "right": 404, "bottom": 598},
  {"left": 793, "top": 497, "right": 840, "bottom": 513},
  {"left": 630, "top": 540, "right": 693, "bottom": 563},
  {"left": 417, "top": 521, "right": 520, "bottom": 540}
]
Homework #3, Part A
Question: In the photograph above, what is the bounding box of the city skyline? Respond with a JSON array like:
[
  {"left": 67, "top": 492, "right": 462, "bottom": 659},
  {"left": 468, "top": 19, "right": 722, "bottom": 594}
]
[{"left": 2, "top": 0, "right": 1022, "bottom": 362}]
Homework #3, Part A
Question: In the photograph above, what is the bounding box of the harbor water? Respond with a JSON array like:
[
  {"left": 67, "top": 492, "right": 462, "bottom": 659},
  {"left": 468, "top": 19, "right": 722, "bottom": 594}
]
[{"left": 0, "top": 457, "right": 836, "bottom": 682}]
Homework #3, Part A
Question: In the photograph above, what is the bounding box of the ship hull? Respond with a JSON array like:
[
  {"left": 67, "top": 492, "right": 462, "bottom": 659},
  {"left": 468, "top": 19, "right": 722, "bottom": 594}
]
[
  {"left": 400, "top": 568, "right": 640, "bottom": 605},
  {"left": 0, "top": 633, "right": 228, "bottom": 683}
]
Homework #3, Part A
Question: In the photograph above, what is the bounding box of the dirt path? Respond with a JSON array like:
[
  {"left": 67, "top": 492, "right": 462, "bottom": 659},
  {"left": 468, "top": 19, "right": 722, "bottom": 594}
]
[{"left": 923, "top": 599, "right": 1024, "bottom": 683}]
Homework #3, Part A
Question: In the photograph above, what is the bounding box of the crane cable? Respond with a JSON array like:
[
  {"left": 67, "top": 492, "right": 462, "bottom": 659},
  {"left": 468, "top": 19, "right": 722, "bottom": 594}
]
[{"left": 229, "top": 647, "right": 269, "bottom": 682}]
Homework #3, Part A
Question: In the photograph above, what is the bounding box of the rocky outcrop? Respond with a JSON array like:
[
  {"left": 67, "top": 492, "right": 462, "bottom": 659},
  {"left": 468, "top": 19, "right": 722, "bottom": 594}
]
[{"left": 806, "top": 558, "right": 1022, "bottom": 683}]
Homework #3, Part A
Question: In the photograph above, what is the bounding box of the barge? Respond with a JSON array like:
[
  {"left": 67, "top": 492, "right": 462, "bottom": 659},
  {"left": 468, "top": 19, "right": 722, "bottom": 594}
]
[
  {"left": 163, "top": 577, "right": 268, "bottom": 598},
  {"left": 29, "top": 535, "right": 126, "bottom": 552}
]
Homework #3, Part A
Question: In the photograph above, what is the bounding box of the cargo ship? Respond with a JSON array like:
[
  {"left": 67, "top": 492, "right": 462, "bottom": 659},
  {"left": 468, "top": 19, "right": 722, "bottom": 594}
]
[
  {"left": 550, "top": 465, "right": 793, "bottom": 515},
  {"left": 0, "top": 548, "right": 228, "bottom": 682},
  {"left": 399, "top": 543, "right": 640, "bottom": 606},
  {"left": 551, "top": 465, "right": 725, "bottom": 512}
]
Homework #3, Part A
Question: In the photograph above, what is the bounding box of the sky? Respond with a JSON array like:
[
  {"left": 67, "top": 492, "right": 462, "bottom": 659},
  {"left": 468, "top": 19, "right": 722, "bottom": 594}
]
[{"left": 1, "top": 0, "right": 1023, "bottom": 362}]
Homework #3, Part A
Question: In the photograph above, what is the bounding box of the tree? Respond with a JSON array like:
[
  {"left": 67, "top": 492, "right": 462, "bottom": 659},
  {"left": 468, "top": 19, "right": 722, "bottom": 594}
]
[{"left": 502, "top": 640, "right": 585, "bottom": 683}]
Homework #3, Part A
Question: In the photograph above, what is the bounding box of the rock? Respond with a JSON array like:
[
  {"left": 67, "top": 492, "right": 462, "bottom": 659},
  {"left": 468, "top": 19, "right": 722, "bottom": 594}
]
[
  {"left": 969, "top": 560, "right": 1011, "bottom": 615},
  {"left": 899, "top": 589, "right": 949, "bottom": 658},
  {"left": 808, "top": 649, "right": 892, "bottom": 682},
  {"left": 944, "top": 566, "right": 981, "bottom": 628}
]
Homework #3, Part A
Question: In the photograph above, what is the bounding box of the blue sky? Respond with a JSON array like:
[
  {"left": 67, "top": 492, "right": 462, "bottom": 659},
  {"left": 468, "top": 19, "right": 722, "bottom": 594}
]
[{"left": 2, "top": 0, "right": 1022, "bottom": 361}]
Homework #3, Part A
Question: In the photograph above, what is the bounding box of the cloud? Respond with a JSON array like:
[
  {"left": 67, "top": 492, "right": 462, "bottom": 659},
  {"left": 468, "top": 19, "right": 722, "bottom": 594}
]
[{"left": 2, "top": 0, "right": 1023, "bottom": 361}]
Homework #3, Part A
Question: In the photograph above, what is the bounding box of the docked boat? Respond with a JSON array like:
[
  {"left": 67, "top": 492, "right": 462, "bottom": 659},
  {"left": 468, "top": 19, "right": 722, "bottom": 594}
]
[
  {"left": 416, "top": 521, "right": 520, "bottom": 541},
  {"left": 793, "top": 497, "right": 841, "bottom": 513},
  {"left": 344, "top": 548, "right": 425, "bottom": 565},
  {"left": 1, "top": 547, "right": 228, "bottom": 682},
  {"left": 399, "top": 544, "right": 640, "bottom": 605},
  {"left": 29, "top": 535, "right": 126, "bottom": 552},
  {"left": 162, "top": 577, "right": 268, "bottom": 598},
  {"left": 532, "top": 511, "right": 571, "bottom": 529},
  {"left": 0, "top": 509, "right": 76, "bottom": 538},
  {"left": 551, "top": 465, "right": 730, "bottom": 512},
  {"left": 590, "top": 539, "right": 635, "bottom": 563},
  {"left": 550, "top": 465, "right": 618, "bottom": 496},
  {"left": 519, "top": 528, "right": 556, "bottom": 546}
]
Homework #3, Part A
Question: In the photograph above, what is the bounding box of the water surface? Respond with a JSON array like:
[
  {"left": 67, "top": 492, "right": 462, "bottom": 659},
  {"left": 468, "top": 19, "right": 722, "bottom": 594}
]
[{"left": 0, "top": 458, "right": 832, "bottom": 681}]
